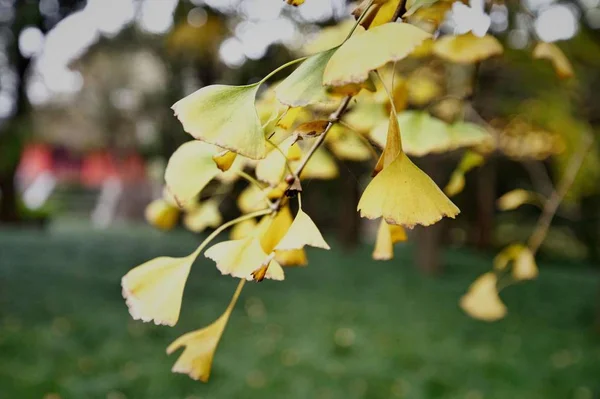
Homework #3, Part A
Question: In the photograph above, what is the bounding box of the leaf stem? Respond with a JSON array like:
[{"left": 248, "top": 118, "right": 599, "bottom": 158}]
[
  {"left": 260, "top": 57, "right": 307, "bottom": 84},
  {"left": 192, "top": 209, "right": 272, "bottom": 257}
]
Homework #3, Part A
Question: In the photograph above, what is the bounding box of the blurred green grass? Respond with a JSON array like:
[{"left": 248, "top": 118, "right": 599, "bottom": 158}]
[{"left": 0, "top": 227, "right": 599, "bottom": 399}]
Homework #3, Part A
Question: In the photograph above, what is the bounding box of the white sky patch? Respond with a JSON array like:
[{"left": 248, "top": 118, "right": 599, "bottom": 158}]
[
  {"left": 18, "top": 27, "right": 45, "bottom": 58},
  {"left": 137, "top": 0, "right": 178, "bottom": 35},
  {"left": 85, "top": 0, "right": 135, "bottom": 37},
  {"left": 219, "top": 37, "right": 246, "bottom": 68},
  {"left": 449, "top": 0, "right": 491, "bottom": 37},
  {"left": 535, "top": 5, "right": 578, "bottom": 42}
]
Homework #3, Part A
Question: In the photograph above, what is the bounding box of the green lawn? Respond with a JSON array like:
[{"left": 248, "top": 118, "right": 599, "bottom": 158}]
[{"left": 0, "top": 226, "right": 599, "bottom": 399}]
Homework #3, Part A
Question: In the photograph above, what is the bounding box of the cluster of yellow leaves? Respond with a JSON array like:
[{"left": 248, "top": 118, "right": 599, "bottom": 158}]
[{"left": 498, "top": 118, "right": 565, "bottom": 160}]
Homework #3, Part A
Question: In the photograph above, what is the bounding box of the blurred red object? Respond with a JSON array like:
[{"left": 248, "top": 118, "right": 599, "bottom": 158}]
[
  {"left": 81, "top": 150, "right": 119, "bottom": 188},
  {"left": 17, "top": 143, "right": 53, "bottom": 185}
]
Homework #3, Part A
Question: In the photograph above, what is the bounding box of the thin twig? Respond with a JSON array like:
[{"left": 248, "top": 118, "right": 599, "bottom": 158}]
[
  {"left": 391, "top": 0, "right": 408, "bottom": 22},
  {"left": 527, "top": 133, "right": 594, "bottom": 255}
]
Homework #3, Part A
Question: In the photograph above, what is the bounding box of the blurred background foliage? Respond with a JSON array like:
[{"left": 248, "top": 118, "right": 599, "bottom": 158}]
[{"left": 0, "top": 0, "right": 599, "bottom": 398}]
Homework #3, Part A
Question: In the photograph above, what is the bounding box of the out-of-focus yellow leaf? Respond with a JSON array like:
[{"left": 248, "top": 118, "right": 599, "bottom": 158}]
[
  {"left": 344, "top": 102, "right": 388, "bottom": 133},
  {"left": 172, "top": 84, "right": 265, "bottom": 159},
  {"left": 212, "top": 150, "right": 237, "bottom": 172},
  {"left": 372, "top": 219, "right": 407, "bottom": 260},
  {"left": 494, "top": 244, "right": 538, "bottom": 280},
  {"left": 358, "top": 151, "right": 459, "bottom": 228},
  {"left": 532, "top": 42, "right": 574, "bottom": 79},
  {"left": 410, "top": 38, "right": 434, "bottom": 58},
  {"left": 433, "top": 33, "right": 503, "bottom": 64},
  {"left": 167, "top": 280, "right": 244, "bottom": 382},
  {"left": 444, "top": 151, "right": 485, "bottom": 196},
  {"left": 277, "top": 107, "right": 302, "bottom": 130},
  {"left": 407, "top": 73, "right": 442, "bottom": 106},
  {"left": 237, "top": 185, "right": 270, "bottom": 214},
  {"left": 275, "top": 208, "right": 330, "bottom": 250},
  {"left": 448, "top": 122, "right": 492, "bottom": 148},
  {"left": 460, "top": 272, "right": 507, "bottom": 322},
  {"left": 183, "top": 200, "right": 222, "bottom": 233},
  {"left": 276, "top": 48, "right": 338, "bottom": 107},
  {"left": 165, "top": 141, "right": 220, "bottom": 206},
  {"left": 122, "top": 250, "right": 198, "bottom": 326},
  {"left": 411, "top": 2, "right": 452, "bottom": 26},
  {"left": 258, "top": 205, "right": 293, "bottom": 253},
  {"left": 204, "top": 237, "right": 284, "bottom": 281},
  {"left": 145, "top": 199, "right": 179, "bottom": 231},
  {"left": 230, "top": 218, "right": 257, "bottom": 240},
  {"left": 256, "top": 136, "right": 298, "bottom": 186},
  {"left": 497, "top": 189, "right": 538, "bottom": 211},
  {"left": 323, "top": 23, "right": 431, "bottom": 86},
  {"left": 327, "top": 125, "right": 372, "bottom": 162},
  {"left": 405, "top": 0, "right": 439, "bottom": 17},
  {"left": 302, "top": 20, "right": 362, "bottom": 55},
  {"left": 284, "top": 0, "right": 305, "bottom": 5},
  {"left": 299, "top": 147, "right": 339, "bottom": 180}
]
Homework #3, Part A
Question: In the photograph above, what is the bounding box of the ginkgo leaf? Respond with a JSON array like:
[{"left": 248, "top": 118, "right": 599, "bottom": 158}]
[
  {"left": 167, "top": 280, "right": 244, "bottom": 382},
  {"left": 406, "top": 73, "right": 442, "bottom": 106},
  {"left": 275, "top": 208, "right": 330, "bottom": 250},
  {"left": 284, "top": 0, "right": 305, "bottom": 6},
  {"left": 294, "top": 120, "right": 330, "bottom": 138},
  {"left": 256, "top": 136, "right": 297, "bottom": 186},
  {"left": 327, "top": 125, "right": 372, "bottom": 162},
  {"left": 230, "top": 218, "right": 257, "bottom": 240},
  {"left": 323, "top": 23, "right": 431, "bottom": 86},
  {"left": 374, "top": 110, "right": 402, "bottom": 174},
  {"left": 444, "top": 172, "right": 465, "bottom": 197},
  {"left": 494, "top": 243, "right": 538, "bottom": 280},
  {"left": 172, "top": 84, "right": 266, "bottom": 159},
  {"left": 448, "top": 122, "right": 492, "bottom": 148},
  {"left": 212, "top": 150, "right": 237, "bottom": 172},
  {"left": 237, "top": 185, "right": 270, "bottom": 213},
  {"left": 277, "top": 107, "right": 303, "bottom": 130},
  {"left": 405, "top": 0, "right": 438, "bottom": 17},
  {"left": 276, "top": 48, "right": 338, "bottom": 107},
  {"left": 299, "top": 147, "right": 339, "bottom": 180},
  {"left": 121, "top": 251, "right": 198, "bottom": 326},
  {"left": 165, "top": 141, "right": 220, "bottom": 206},
  {"left": 183, "top": 200, "right": 222, "bottom": 233},
  {"left": 358, "top": 151, "right": 459, "bottom": 227},
  {"left": 145, "top": 199, "right": 179, "bottom": 231},
  {"left": 275, "top": 248, "right": 308, "bottom": 266},
  {"left": 460, "top": 272, "right": 507, "bottom": 322},
  {"left": 497, "top": 189, "right": 538, "bottom": 211},
  {"left": 532, "top": 42, "right": 574, "bottom": 79},
  {"left": 352, "top": 0, "right": 398, "bottom": 29},
  {"left": 433, "top": 33, "right": 503, "bottom": 64},
  {"left": 258, "top": 205, "right": 293, "bottom": 253},
  {"left": 302, "top": 20, "right": 363, "bottom": 55},
  {"left": 372, "top": 219, "right": 407, "bottom": 260},
  {"left": 205, "top": 237, "right": 284, "bottom": 281}
]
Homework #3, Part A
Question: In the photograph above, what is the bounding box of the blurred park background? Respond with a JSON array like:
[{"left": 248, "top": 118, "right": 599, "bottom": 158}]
[{"left": 1, "top": 0, "right": 600, "bottom": 398}]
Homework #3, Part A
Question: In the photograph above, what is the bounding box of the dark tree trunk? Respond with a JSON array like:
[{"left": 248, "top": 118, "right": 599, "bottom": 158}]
[{"left": 471, "top": 160, "right": 496, "bottom": 249}]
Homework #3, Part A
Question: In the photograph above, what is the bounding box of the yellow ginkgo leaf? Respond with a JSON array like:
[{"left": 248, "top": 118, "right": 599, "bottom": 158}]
[
  {"left": 299, "top": 147, "right": 339, "bottom": 180},
  {"left": 374, "top": 110, "right": 402, "bottom": 174},
  {"left": 494, "top": 244, "right": 538, "bottom": 280},
  {"left": 294, "top": 120, "right": 330, "bottom": 138},
  {"left": 237, "top": 185, "right": 271, "bottom": 214},
  {"left": 183, "top": 200, "right": 222, "bottom": 233},
  {"left": 212, "top": 150, "right": 237, "bottom": 172},
  {"left": 121, "top": 250, "right": 198, "bottom": 326},
  {"left": 275, "top": 248, "right": 308, "bottom": 266},
  {"left": 404, "top": 0, "right": 439, "bottom": 17},
  {"left": 205, "top": 237, "right": 284, "bottom": 281},
  {"left": 172, "top": 84, "right": 266, "bottom": 159},
  {"left": 406, "top": 73, "right": 442, "bottom": 106},
  {"left": 303, "top": 20, "right": 364, "bottom": 55},
  {"left": 372, "top": 219, "right": 407, "bottom": 260},
  {"left": 358, "top": 151, "right": 459, "bottom": 228},
  {"left": 448, "top": 122, "right": 492, "bottom": 149},
  {"left": 229, "top": 218, "right": 257, "bottom": 240},
  {"left": 277, "top": 107, "right": 303, "bottom": 130},
  {"left": 284, "top": 0, "right": 304, "bottom": 6},
  {"left": 344, "top": 102, "right": 389, "bottom": 133},
  {"left": 323, "top": 23, "right": 431, "bottom": 87},
  {"left": 145, "top": 199, "right": 179, "bottom": 231},
  {"left": 276, "top": 48, "right": 338, "bottom": 107},
  {"left": 327, "top": 126, "right": 372, "bottom": 162},
  {"left": 258, "top": 205, "right": 293, "bottom": 253},
  {"left": 433, "top": 33, "right": 503, "bottom": 64},
  {"left": 444, "top": 171, "right": 465, "bottom": 197},
  {"left": 167, "top": 280, "right": 245, "bottom": 382},
  {"left": 275, "top": 208, "right": 330, "bottom": 250},
  {"left": 352, "top": 0, "right": 398, "bottom": 29},
  {"left": 460, "top": 272, "right": 507, "bottom": 322},
  {"left": 497, "top": 189, "right": 537, "bottom": 211},
  {"left": 165, "top": 141, "right": 220, "bottom": 206},
  {"left": 532, "top": 42, "right": 574, "bottom": 79},
  {"left": 256, "top": 136, "right": 297, "bottom": 186}
]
